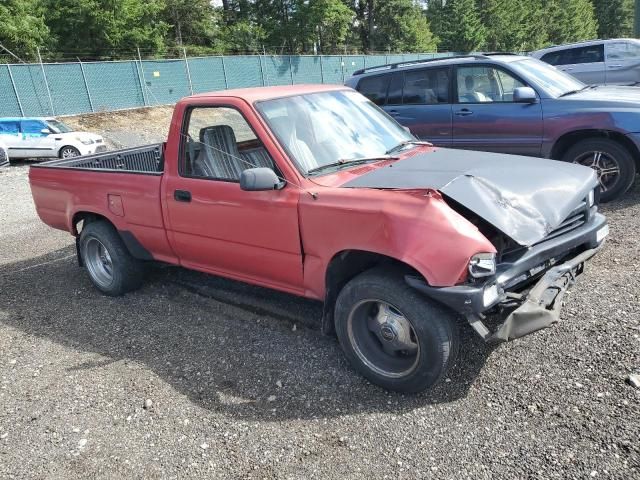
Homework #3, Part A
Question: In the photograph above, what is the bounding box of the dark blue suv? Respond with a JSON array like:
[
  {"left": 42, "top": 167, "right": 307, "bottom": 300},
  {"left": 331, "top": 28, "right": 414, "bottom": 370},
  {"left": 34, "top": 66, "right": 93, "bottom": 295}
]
[{"left": 346, "top": 54, "right": 640, "bottom": 201}]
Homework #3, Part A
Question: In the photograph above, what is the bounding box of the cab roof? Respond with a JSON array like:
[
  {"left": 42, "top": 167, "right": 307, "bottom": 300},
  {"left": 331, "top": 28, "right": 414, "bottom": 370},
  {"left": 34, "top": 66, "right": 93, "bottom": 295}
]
[{"left": 186, "top": 84, "right": 349, "bottom": 103}]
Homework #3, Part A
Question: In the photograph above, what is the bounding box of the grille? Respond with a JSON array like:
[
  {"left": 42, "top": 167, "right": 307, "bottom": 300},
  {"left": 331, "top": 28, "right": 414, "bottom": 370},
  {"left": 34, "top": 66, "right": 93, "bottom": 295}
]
[{"left": 542, "top": 200, "right": 588, "bottom": 242}]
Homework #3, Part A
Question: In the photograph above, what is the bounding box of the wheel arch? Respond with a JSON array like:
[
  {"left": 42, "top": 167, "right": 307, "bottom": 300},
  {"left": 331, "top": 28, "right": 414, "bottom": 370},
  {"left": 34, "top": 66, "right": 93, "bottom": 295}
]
[
  {"left": 71, "top": 211, "right": 152, "bottom": 262},
  {"left": 321, "top": 249, "right": 424, "bottom": 336},
  {"left": 550, "top": 129, "right": 640, "bottom": 170}
]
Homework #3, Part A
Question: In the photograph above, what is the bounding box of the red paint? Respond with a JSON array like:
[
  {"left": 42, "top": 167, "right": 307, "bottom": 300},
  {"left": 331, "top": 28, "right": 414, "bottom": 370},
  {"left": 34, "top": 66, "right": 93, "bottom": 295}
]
[{"left": 29, "top": 85, "right": 496, "bottom": 300}]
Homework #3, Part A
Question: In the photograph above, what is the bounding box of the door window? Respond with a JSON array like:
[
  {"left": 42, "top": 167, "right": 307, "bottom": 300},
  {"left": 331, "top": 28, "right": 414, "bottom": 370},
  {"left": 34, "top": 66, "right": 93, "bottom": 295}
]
[
  {"left": 569, "top": 45, "right": 605, "bottom": 64},
  {"left": 21, "top": 120, "right": 47, "bottom": 135},
  {"left": 182, "top": 107, "right": 274, "bottom": 181},
  {"left": 357, "top": 75, "right": 390, "bottom": 106},
  {"left": 456, "top": 66, "right": 525, "bottom": 103},
  {"left": 606, "top": 41, "right": 640, "bottom": 60},
  {"left": 402, "top": 68, "right": 449, "bottom": 105},
  {"left": 0, "top": 121, "right": 20, "bottom": 135},
  {"left": 386, "top": 73, "right": 404, "bottom": 105}
]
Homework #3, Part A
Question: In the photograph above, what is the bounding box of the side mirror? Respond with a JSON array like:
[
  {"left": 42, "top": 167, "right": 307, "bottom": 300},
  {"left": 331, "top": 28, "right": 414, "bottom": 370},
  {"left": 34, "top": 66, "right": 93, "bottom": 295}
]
[
  {"left": 240, "top": 167, "right": 284, "bottom": 191},
  {"left": 513, "top": 86, "right": 537, "bottom": 104},
  {"left": 40, "top": 128, "right": 51, "bottom": 135}
]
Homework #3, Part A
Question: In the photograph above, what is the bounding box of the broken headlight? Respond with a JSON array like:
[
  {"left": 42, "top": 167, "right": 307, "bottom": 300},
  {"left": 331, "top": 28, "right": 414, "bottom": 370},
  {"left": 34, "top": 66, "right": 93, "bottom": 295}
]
[{"left": 469, "top": 252, "right": 496, "bottom": 278}]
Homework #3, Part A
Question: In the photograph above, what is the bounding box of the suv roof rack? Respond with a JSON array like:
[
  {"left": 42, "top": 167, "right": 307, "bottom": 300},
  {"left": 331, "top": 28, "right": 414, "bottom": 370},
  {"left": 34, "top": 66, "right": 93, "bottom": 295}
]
[{"left": 352, "top": 54, "right": 490, "bottom": 76}]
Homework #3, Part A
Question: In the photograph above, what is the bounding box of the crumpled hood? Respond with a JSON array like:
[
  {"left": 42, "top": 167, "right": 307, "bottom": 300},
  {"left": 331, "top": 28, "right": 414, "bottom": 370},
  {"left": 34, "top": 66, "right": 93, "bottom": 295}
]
[{"left": 342, "top": 148, "right": 598, "bottom": 246}]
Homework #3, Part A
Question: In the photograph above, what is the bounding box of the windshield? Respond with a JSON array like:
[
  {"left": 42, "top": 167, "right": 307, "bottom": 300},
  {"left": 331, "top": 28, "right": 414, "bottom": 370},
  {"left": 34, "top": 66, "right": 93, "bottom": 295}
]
[
  {"left": 46, "top": 119, "right": 73, "bottom": 134},
  {"left": 511, "top": 58, "right": 585, "bottom": 97},
  {"left": 256, "top": 90, "right": 413, "bottom": 175}
]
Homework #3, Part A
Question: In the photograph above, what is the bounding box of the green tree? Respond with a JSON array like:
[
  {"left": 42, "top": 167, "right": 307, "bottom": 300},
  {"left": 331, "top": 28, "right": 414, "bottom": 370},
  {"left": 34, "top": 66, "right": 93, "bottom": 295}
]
[
  {"left": 477, "top": 0, "right": 548, "bottom": 51},
  {"left": 43, "top": 0, "right": 168, "bottom": 58},
  {"left": 437, "top": 0, "right": 486, "bottom": 52},
  {"left": 0, "top": 0, "right": 50, "bottom": 61},
  {"left": 593, "top": 0, "right": 634, "bottom": 38},
  {"left": 543, "top": 0, "right": 598, "bottom": 45},
  {"left": 300, "top": 0, "right": 354, "bottom": 53}
]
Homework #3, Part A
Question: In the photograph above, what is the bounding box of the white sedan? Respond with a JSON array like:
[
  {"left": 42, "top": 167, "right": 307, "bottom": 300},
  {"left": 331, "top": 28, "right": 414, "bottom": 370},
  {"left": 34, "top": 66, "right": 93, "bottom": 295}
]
[{"left": 0, "top": 117, "right": 105, "bottom": 159}]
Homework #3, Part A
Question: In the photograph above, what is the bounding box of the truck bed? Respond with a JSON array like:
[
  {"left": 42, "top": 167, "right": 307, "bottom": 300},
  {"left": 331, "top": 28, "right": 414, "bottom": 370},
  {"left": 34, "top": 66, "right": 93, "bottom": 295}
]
[{"left": 31, "top": 144, "right": 163, "bottom": 174}]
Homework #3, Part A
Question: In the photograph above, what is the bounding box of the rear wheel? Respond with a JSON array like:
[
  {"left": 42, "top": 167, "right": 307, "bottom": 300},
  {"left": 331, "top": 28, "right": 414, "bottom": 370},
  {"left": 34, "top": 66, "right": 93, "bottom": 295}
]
[
  {"left": 79, "top": 221, "right": 145, "bottom": 296},
  {"left": 59, "top": 146, "right": 81, "bottom": 159},
  {"left": 562, "top": 138, "right": 636, "bottom": 202},
  {"left": 334, "top": 268, "right": 459, "bottom": 392}
]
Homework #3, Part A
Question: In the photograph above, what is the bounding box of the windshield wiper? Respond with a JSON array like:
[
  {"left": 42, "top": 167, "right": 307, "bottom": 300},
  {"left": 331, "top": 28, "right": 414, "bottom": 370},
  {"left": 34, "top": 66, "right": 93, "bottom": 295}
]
[
  {"left": 385, "top": 139, "right": 433, "bottom": 155},
  {"left": 558, "top": 85, "right": 595, "bottom": 97},
  {"left": 307, "top": 155, "right": 398, "bottom": 175}
]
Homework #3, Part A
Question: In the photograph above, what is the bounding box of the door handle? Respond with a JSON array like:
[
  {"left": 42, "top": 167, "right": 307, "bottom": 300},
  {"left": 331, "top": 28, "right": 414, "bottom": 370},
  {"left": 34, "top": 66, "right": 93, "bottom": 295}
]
[
  {"left": 174, "top": 190, "right": 191, "bottom": 202},
  {"left": 608, "top": 64, "right": 622, "bottom": 68},
  {"left": 455, "top": 108, "right": 474, "bottom": 116},
  {"left": 388, "top": 109, "right": 399, "bottom": 116},
  {"left": 562, "top": 67, "right": 573, "bottom": 71}
]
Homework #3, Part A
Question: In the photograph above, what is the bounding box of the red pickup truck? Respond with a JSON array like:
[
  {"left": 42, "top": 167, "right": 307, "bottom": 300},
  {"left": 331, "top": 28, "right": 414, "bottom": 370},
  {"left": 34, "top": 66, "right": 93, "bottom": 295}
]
[{"left": 30, "top": 85, "right": 609, "bottom": 392}]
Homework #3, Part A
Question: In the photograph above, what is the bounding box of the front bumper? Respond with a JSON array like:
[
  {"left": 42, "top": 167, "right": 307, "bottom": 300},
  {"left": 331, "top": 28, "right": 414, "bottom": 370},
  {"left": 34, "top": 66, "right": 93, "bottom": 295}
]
[{"left": 406, "top": 212, "right": 608, "bottom": 342}]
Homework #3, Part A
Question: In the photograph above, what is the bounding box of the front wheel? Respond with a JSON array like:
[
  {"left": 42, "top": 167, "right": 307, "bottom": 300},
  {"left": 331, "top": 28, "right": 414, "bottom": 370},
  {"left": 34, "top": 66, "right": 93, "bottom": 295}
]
[
  {"left": 562, "top": 138, "right": 636, "bottom": 202},
  {"left": 334, "top": 268, "right": 459, "bottom": 393},
  {"left": 79, "top": 221, "right": 145, "bottom": 296},
  {"left": 59, "top": 146, "right": 81, "bottom": 159}
]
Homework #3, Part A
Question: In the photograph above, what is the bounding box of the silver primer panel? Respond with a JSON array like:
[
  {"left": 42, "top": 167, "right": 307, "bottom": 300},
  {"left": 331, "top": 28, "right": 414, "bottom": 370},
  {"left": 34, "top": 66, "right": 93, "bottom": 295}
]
[{"left": 342, "top": 148, "right": 597, "bottom": 246}]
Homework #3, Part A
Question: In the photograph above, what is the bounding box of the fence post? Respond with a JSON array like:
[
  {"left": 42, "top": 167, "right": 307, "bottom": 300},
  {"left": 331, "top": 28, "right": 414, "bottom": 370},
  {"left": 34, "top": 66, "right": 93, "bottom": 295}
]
[
  {"left": 341, "top": 55, "right": 345, "bottom": 83},
  {"left": 183, "top": 47, "right": 193, "bottom": 96},
  {"left": 288, "top": 55, "right": 294, "bottom": 85},
  {"left": 137, "top": 48, "right": 148, "bottom": 106},
  {"left": 259, "top": 55, "right": 265, "bottom": 86},
  {"left": 77, "top": 58, "right": 95, "bottom": 113},
  {"left": 319, "top": 55, "right": 324, "bottom": 84},
  {"left": 221, "top": 55, "right": 228, "bottom": 89},
  {"left": 6, "top": 64, "right": 24, "bottom": 116},
  {"left": 37, "top": 48, "right": 55, "bottom": 116}
]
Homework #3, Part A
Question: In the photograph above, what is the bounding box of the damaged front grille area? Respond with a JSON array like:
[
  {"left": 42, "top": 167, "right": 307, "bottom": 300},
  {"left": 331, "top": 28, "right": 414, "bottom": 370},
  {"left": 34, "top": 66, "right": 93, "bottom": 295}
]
[{"left": 538, "top": 200, "right": 588, "bottom": 244}]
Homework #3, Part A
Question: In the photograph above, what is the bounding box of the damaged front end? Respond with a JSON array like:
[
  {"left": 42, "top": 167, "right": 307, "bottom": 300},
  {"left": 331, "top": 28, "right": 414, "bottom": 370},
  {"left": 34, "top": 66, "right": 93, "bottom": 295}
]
[{"left": 406, "top": 196, "right": 608, "bottom": 342}]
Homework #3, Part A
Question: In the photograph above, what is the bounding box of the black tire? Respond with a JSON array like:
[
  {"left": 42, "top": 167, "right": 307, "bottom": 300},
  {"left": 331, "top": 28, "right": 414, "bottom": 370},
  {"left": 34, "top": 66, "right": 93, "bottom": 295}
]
[
  {"left": 59, "top": 146, "right": 81, "bottom": 159},
  {"left": 562, "top": 138, "right": 636, "bottom": 202},
  {"left": 334, "top": 268, "right": 459, "bottom": 393},
  {"left": 79, "top": 221, "right": 145, "bottom": 296}
]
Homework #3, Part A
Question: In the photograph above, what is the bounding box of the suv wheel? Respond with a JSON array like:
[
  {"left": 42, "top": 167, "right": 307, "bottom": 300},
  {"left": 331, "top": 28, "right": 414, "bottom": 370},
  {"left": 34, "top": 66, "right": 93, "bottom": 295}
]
[
  {"left": 562, "top": 138, "right": 636, "bottom": 202},
  {"left": 334, "top": 268, "right": 459, "bottom": 392},
  {"left": 60, "top": 146, "right": 81, "bottom": 159}
]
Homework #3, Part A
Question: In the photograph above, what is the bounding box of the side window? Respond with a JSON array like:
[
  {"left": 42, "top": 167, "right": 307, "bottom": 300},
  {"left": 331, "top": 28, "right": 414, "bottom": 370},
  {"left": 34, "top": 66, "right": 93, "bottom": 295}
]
[
  {"left": 386, "top": 73, "right": 403, "bottom": 105},
  {"left": 607, "top": 41, "right": 640, "bottom": 60},
  {"left": 541, "top": 51, "right": 564, "bottom": 66},
  {"left": 357, "top": 75, "right": 390, "bottom": 106},
  {"left": 567, "top": 45, "right": 604, "bottom": 64},
  {"left": 402, "top": 68, "right": 449, "bottom": 105},
  {"left": 21, "top": 120, "right": 46, "bottom": 135},
  {"left": 457, "top": 66, "right": 524, "bottom": 103},
  {"left": 182, "top": 107, "right": 275, "bottom": 181},
  {"left": 0, "top": 121, "right": 20, "bottom": 135}
]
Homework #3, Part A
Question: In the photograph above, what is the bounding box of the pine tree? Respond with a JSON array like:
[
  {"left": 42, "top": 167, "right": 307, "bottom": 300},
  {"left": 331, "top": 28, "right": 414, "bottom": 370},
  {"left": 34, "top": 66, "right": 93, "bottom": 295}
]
[
  {"left": 593, "top": 0, "right": 634, "bottom": 38},
  {"left": 544, "top": 0, "right": 598, "bottom": 45},
  {"left": 477, "top": 0, "right": 548, "bottom": 52},
  {"left": 438, "top": 0, "right": 487, "bottom": 52}
]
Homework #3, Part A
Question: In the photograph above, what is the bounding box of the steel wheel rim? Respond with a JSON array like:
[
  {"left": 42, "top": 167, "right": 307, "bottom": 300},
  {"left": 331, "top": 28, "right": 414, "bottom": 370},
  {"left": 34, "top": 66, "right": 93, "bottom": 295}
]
[
  {"left": 573, "top": 151, "right": 621, "bottom": 193},
  {"left": 347, "top": 299, "right": 420, "bottom": 379},
  {"left": 84, "top": 238, "right": 114, "bottom": 288},
  {"left": 62, "top": 148, "right": 78, "bottom": 158}
]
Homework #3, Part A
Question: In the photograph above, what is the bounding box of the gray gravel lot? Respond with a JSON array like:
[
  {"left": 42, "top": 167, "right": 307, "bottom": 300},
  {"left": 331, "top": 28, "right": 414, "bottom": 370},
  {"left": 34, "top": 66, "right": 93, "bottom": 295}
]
[{"left": 0, "top": 109, "right": 639, "bottom": 479}]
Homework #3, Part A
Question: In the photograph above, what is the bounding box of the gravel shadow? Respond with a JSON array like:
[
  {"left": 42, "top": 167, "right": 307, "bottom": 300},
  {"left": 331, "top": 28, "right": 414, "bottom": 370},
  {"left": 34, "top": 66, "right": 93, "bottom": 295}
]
[{"left": 0, "top": 246, "right": 497, "bottom": 421}]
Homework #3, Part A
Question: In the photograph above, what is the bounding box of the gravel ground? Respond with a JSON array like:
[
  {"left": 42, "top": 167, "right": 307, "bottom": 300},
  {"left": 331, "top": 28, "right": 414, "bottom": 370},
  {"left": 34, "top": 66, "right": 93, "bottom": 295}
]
[{"left": 0, "top": 109, "right": 639, "bottom": 479}]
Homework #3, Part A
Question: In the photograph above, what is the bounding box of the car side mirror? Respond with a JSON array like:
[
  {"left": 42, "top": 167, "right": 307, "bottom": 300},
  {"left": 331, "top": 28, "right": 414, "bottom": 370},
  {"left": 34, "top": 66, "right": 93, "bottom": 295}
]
[
  {"left": 240, "top": 167, "right": 284, "bottom": 191},
  {"left": 40, "top": 128, "right": 52, "bottom": 135},
  {"left": 513, "top": 86, "right": 537, "bottom": 104}
]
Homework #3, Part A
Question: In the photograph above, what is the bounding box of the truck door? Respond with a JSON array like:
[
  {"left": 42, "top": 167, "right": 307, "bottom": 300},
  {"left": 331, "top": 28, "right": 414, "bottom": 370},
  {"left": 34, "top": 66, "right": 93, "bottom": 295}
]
[
  {"left": 162, "top": 102, "right": 304, "bottom": 294},
  {"left": 451, "top": 65, "right": 543, "bottom": 156}
]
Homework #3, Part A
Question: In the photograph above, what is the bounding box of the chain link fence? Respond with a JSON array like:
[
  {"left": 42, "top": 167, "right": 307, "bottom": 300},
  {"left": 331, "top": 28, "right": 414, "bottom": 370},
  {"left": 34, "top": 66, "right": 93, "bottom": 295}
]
[{"left": 0, "top": 52, "right": 456, "bottom": 118}]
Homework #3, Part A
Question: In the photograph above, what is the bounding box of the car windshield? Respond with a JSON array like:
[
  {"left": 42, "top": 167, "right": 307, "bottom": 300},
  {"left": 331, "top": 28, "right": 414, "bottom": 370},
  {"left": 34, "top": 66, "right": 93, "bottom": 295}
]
[
  {"left": 46, "top": 119, "right": 73, "bottom": 133},
  {"left": 511, "top": 58, "right": 586, "bottom": 97},
  {"left": 256, "top": 90, "right": 413, "bottom": 175}
]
